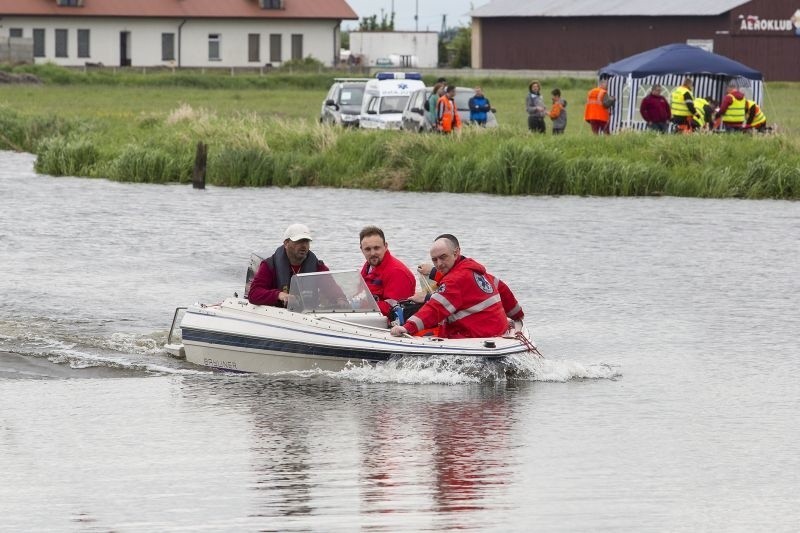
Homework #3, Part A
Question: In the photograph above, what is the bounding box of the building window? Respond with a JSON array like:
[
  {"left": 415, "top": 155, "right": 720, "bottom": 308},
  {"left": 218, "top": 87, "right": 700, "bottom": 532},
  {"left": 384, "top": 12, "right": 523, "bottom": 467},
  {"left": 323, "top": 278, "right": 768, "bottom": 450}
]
[
  {"left": 57, "top": 0, "right": 83, "bottom": 5},
  {"left": 260, "top": 0, "right": 283, "bottom": 8},
  {"left": 55, "top": 29, "right": 68, "bottom": 58},
  {"left": 9, "top": 28, "right": 23, "bottom": 38},
  {"left": 208, "top": 34, "right": 221, "bottom": 61},
  {"left": 291, "top": 34, "right": 303, "bottom": 61},
  {"left": 248, "top": 33, "right": 260, "bottom": 63},
  {"left": 269, "top": 34, "right": 281, "bottom": 63},
  {"left": 77, "top": 29, "right": 90, "bottom": 58},
  {"left": 162, "top": 33, "right": 175, "bottom": 61},
  {"left": 33, "top": 29, "right": 45, "bottom": 57}
]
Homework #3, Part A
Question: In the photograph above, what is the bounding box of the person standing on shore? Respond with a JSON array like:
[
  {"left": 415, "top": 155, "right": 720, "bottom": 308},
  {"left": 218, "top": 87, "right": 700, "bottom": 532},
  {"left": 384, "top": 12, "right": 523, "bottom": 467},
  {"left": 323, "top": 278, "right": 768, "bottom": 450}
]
[
  {"left": 437, "top": 85, "right": 462, "bottom": 134},
  {"left": 468, "top": 87, "right": 492, "bottom": 126},
  {"left": 584, "top": 78, "right": 615, "bottom": 134},
  {"left": 526, "top": 80, "right": 547, "bottom": 134},
  {"left": 548, "top": 88, "right": 567, "bottom": 135},
  {"left": 639, "top": 84, "right": 671, "bottom": 133},
  {"left": 427, "top": 82, "right": 444, "bottom": 129}
]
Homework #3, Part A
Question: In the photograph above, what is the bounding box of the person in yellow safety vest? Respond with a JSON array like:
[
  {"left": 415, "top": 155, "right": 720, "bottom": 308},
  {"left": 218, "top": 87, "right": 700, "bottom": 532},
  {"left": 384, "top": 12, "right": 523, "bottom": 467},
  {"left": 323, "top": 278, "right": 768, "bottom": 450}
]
[
  {"left": 692, "top": 98, "right": 708, "bottom": 130},
  {"left": 745, "top": 100, "right": 767, "bottom": 132},
  {"left": 670, "top": 77, "right": 698, "bottom": 132},
  {"left": 715, "top": 83, "right": 747, "bottom": 132}
]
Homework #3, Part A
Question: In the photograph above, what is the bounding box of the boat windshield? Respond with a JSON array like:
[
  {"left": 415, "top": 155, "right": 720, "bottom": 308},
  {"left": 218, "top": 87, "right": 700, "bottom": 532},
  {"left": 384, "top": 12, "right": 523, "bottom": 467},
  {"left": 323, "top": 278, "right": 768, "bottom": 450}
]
[{"left": 287, "top": 270, "right": 380, "bottom": 314}]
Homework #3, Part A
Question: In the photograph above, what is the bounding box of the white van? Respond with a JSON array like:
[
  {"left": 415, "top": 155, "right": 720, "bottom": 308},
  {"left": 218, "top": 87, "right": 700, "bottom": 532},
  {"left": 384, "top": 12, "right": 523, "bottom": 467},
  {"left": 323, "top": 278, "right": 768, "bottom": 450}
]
[{"left": 359, "top": 72, "right": 426, "bottom": 130}]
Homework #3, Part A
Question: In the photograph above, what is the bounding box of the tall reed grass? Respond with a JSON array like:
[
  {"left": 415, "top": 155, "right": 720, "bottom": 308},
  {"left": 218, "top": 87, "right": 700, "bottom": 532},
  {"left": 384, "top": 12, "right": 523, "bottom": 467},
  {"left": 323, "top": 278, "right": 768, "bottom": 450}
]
[{"left": 3, "top": 100, "right": 797, "bottom": 200}]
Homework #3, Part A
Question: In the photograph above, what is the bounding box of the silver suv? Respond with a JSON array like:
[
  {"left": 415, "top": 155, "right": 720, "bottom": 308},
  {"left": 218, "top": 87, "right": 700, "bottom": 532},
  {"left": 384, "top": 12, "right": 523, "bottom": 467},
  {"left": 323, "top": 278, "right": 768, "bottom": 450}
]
[
  {"left": 401, "top": 86, "right": 498, "bottom": 132},
  {"left": 320, "top": 78, "right": 369, "bottom": 127}
]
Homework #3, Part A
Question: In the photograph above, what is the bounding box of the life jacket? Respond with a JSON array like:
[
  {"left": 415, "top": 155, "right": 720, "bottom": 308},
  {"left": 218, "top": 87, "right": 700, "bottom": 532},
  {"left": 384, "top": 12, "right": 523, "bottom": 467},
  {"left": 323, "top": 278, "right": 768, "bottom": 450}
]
[
  {"left": 722, "top": 93, "right": 746, "bottom": 124},
  {"left": 584, "top": 86, "right": 610, "bottom": 122},
  {"left": 266, "top": 246, "right": 321, "bottom": 294},
  {"left": 437, "top": 95, "right": 461, "bottom": 133},
  {"left": 670, "top": 86, "right": 694, "bottom": 117},
  {"left": 746, "top": 100, "right": 766, "bottom": 127},
  {"left": 693, "top": 97, "right": 708, "bottom": 128}
]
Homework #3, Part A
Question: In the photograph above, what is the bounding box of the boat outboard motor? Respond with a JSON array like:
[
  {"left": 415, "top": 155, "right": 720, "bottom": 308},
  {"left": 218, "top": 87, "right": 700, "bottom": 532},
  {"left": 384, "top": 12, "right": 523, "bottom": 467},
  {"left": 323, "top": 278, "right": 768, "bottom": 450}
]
[{"left": 244, "top": 252, "right": 266, "bottom": 299}]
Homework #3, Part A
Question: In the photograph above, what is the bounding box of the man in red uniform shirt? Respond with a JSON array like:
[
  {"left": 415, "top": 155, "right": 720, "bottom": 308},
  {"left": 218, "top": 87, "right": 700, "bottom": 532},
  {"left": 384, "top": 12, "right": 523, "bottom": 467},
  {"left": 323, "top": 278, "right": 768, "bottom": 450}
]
[
  {"left": 390, "top": 237, "right": 509, "bottom": 339},
  {"left": 248, "top": 223, "right": 328, "bottom": 307},
  {"left": 359, "top": 226, "right": 415, "bottom": 315}
]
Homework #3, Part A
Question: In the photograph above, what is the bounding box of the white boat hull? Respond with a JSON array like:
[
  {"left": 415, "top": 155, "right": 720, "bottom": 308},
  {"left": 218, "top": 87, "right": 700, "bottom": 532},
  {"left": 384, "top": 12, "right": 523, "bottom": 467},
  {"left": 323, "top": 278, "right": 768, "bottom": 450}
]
[{"left": 175, "top": 298, "right": 535, "bottom": 374}]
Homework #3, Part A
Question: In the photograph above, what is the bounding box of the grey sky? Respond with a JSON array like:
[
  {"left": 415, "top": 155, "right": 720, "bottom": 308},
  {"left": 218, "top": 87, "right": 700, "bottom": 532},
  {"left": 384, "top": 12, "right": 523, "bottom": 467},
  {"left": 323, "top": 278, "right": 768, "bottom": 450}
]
[{"left": 342, "top": 0, "right": 490, "bottom": 32}]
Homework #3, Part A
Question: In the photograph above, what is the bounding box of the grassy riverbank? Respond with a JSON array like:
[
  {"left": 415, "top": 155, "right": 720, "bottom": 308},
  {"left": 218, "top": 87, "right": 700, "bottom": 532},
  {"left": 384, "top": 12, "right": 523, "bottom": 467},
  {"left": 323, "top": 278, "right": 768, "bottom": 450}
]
[{"left": 1, "top": 66, "right": 798, "bottom": 199}]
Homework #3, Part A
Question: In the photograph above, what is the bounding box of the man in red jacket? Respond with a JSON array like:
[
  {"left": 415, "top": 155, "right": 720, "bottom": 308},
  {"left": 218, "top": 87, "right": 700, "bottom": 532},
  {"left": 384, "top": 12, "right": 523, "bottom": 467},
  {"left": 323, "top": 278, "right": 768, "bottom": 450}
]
[
  {"left": 359, "top": 226, "right": 415, "bottom": 315},
  {"left": 390, "top": 237, "right": 510, "bottom": 339},
  {"left": 414, "top": 234, "right": 524, "bottom": 322},
  {"left": 248, "top": 223, "right": 328, "bottom": 307}
]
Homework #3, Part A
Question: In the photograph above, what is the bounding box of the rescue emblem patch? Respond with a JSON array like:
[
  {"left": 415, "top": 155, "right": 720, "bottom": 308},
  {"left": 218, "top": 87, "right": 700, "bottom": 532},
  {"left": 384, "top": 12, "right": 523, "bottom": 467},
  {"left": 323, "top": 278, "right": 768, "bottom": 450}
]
[
  {"left": 437, "top": 283, "right": 446, "bottom": 293},
  {"left": 474, "top": 272, "right": 493, "bottom": 294}
]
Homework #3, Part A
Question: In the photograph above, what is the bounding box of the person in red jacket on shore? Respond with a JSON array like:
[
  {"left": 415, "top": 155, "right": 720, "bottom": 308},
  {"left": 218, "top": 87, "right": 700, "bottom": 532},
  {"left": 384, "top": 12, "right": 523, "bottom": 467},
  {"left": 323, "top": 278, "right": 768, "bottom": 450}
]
[
  {"left": 248, "top": 223, "right": 328, "bottom": 307},
  {"left": 639, "top": 84, "right": 671, "bottom": 133},
  {"left": 390, "top": 237, "right": 510, "bottom": 339},
  {"left": 358, "top": 225, "right": 415, "bottom": 316}
]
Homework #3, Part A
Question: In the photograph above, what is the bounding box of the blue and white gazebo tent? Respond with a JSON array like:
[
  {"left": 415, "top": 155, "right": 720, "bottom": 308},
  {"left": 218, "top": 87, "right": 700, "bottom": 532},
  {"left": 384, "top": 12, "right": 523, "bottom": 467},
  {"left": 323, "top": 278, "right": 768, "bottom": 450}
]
[{"left": 598, "top": 43, "right": 764, "bottom": 132}]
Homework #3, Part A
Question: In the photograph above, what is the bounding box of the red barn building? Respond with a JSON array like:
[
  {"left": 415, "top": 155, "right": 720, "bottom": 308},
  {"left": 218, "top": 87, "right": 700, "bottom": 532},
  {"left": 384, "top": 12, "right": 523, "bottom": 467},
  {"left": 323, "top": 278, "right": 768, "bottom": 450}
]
[{"left": 470, "top": 0, "right": 800, "bottom": 81}]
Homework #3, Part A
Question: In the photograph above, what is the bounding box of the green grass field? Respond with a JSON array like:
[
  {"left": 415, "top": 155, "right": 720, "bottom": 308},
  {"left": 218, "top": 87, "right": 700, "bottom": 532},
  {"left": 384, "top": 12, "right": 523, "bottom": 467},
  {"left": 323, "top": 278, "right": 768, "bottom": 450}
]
[{"left": 0, "top": 65, "right": 798, "bottom": 199}]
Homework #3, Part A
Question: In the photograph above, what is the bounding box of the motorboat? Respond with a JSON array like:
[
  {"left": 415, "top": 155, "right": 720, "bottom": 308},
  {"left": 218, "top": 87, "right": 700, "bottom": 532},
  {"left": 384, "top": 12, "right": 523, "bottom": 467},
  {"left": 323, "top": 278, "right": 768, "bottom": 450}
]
[{"left": 164, "top": 269, "right": 539, "bottom": 374}]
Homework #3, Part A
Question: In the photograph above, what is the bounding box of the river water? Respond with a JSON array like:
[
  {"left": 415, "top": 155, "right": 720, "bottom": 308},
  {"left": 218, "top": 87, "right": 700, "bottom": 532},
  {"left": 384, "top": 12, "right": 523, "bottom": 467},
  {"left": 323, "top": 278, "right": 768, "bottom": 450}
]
[{"left": 1, "top": 150, "right": 798, "bottom": 531}]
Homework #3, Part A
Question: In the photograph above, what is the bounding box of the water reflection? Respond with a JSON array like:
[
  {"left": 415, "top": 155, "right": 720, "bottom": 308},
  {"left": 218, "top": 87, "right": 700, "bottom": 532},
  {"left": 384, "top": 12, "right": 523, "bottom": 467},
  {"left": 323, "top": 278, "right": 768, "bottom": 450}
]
[{"left": 180, "top": 374, "right": 522, "bottom": 528}]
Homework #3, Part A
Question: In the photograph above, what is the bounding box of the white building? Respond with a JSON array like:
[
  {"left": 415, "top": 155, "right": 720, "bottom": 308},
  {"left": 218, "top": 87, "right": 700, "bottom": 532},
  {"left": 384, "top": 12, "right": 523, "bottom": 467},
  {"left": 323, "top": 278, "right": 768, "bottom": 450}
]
[
  {"left": 349, "top": 31, "right": 438, "bottom": 68},
  {"left": 0, "top": 0, "right": 357, "bottom": 67}
]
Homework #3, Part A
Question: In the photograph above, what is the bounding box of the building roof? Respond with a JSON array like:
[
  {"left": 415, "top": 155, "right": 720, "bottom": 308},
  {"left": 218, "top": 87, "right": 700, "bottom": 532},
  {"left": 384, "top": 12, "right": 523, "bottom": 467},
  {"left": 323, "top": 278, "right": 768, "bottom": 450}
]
[
  {"left": 470, "top": 0, "right": 751, "bottom": 17},
  {"left": 0, "top": 0, "right": 358, "bottom": 20}
]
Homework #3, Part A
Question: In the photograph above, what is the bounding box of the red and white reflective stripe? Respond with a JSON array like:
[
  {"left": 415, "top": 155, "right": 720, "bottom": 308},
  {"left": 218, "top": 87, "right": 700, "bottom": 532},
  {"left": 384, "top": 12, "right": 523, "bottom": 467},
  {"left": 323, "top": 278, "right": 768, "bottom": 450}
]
[
  {"left": 492, "top": 277, "right": 501, "bottom": 290},
  {"left": 430, "top": 293, "right": 457, "bottom": 314},
  {"left": 407, "top": 315, "right": 425, "bottom": 331},
  {"left": 507, "top": 303, "right": 522, "bottom": 318},
  {"left": 446, "top": 294, "right": 501, "bottom": 323}
]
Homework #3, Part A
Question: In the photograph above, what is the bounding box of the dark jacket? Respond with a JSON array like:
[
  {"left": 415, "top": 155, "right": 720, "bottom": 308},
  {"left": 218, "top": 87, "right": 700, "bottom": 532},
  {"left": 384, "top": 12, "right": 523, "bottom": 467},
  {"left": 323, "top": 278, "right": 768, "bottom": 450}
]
[
  {"left": 640, "top": 93, "right": 671, "bottom": 123},
  {"left": 248, "top": 245, "right": 328, "bottom": 306}
]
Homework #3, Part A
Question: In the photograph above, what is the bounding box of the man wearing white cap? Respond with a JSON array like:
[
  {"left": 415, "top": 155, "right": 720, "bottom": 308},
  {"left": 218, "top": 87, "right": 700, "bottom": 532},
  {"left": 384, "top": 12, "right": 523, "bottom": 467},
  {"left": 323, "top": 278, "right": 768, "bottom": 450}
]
[{"left": 248, "top": 223, "right": 328, "bottom": 307}]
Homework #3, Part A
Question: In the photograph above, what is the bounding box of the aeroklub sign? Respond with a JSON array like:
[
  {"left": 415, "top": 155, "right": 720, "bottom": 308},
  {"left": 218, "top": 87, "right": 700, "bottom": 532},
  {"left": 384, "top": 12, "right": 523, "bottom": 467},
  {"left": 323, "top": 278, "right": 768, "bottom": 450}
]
[{"left": 737, "top": 10, "right": 800, "bottom": 35}]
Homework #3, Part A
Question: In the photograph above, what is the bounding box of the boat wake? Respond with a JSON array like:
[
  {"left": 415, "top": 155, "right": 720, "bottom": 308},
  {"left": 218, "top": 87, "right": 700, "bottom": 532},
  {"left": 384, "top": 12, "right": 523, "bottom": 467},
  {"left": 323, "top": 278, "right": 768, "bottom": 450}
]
[
  {"left": 265, "top": 353, "right": 621, "bottom": 385},
  {"left": 0, "top": 316, "right": 207, "bottom": 377}
]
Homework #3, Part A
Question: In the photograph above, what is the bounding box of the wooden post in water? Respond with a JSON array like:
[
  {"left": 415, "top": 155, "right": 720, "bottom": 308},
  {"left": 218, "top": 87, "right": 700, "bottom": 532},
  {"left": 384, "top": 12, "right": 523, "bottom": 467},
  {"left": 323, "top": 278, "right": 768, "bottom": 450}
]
[{"left": 192, "top": 141, "right": 207, "bottom": 189}]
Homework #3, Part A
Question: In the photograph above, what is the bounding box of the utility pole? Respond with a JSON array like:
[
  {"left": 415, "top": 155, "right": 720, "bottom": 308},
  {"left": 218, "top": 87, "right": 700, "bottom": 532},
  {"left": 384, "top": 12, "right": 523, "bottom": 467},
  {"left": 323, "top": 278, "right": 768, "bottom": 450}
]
[
  {"left": 415, "top": 0, "right": 419, "bottom": 31},
  {"left": 440, "top": 14, "right": 447, "bottom": 34}
]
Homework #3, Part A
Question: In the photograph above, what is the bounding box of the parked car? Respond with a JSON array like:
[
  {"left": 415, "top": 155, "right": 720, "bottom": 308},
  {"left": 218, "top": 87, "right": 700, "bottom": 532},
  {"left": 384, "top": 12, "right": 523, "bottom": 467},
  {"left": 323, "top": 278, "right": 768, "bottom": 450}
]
[
  {"left": 401, "top": 87, "right": 499, "bottom": 132},
  {"left": 320, "top": 78, "right": 369, "bottom": 127}
]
